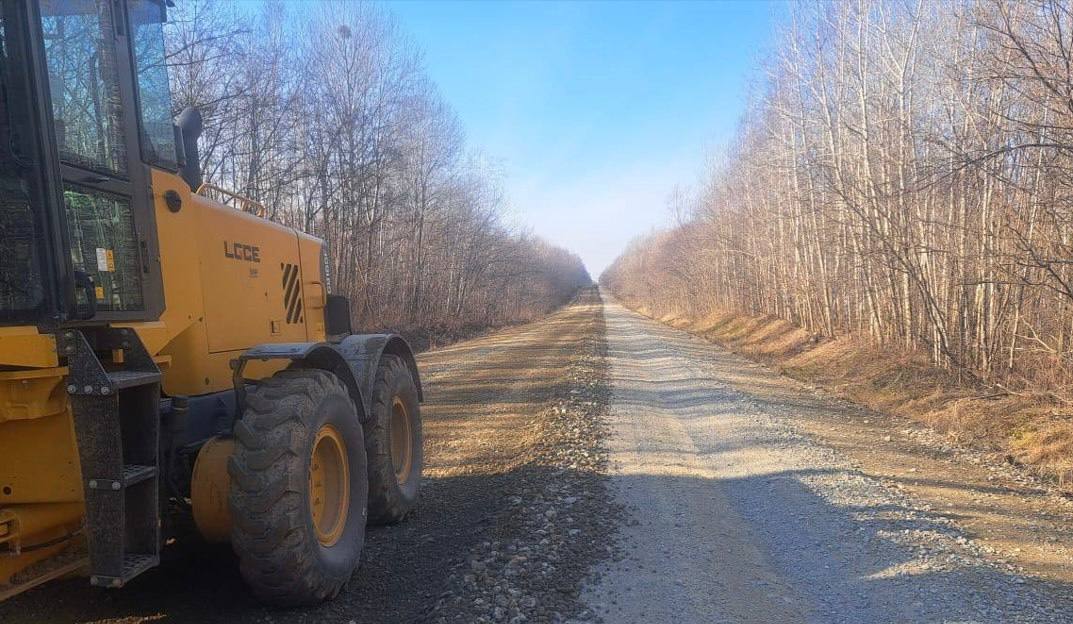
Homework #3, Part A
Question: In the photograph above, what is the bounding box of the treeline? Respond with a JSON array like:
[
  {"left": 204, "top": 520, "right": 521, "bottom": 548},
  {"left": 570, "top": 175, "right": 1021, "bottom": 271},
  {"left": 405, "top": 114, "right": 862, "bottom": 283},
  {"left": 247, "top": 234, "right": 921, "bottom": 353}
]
[
  {"left": 164, "top": 0, "right": 589, "bottom": 335},
  {"left": 604, "top": 0, "right": 1073, "bottom": 391}
]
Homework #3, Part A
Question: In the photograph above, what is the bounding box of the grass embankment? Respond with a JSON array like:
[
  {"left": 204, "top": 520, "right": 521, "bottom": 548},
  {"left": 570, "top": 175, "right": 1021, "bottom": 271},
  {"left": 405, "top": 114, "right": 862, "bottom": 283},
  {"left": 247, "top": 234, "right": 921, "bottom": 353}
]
[{"left": 628, "top": 303, "right": 1073, "bottom": 489}]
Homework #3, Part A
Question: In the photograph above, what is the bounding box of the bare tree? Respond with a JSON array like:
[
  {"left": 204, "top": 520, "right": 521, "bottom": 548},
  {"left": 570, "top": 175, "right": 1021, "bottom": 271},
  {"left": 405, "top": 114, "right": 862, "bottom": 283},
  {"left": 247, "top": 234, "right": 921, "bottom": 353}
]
[
  {"left": 165, "top": 1, "right": 590, "bottom": 345},
  {"left": 603, "top": 0, "right": 1073, "bottom": 392}
]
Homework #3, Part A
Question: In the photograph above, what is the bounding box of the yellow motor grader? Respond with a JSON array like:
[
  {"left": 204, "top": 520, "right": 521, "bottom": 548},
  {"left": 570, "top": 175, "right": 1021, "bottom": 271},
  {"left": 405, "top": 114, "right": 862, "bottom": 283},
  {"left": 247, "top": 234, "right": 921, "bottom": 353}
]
[{"left": 0, "top": 0, "right": 424, "bottom": 606}]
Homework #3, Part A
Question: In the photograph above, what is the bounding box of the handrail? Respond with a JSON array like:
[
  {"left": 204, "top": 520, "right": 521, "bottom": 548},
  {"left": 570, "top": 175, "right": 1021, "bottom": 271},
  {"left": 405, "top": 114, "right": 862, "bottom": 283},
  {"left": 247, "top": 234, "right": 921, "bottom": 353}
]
[{"left": 195, "top": 183, "right": 267, "bottom": 219}]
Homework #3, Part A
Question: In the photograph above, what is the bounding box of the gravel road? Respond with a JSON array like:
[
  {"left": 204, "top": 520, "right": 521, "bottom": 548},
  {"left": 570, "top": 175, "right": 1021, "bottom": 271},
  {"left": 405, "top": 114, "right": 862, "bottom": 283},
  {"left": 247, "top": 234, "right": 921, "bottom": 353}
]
[
  {"left": 0, "top": 291, "right": 614, "bottom": 624},
  {"left": 7, "top": 292, "right": 1073, "bottom": 624},
  {"left": 581, "top": 299, "right": 1073, "bottom": 624}
]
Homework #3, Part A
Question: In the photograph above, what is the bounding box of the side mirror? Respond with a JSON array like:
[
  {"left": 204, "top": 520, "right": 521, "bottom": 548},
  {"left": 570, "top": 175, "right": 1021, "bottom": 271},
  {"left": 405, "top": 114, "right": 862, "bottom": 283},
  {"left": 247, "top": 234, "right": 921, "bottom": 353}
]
[
  {"left": 176, "top": 107, "right": 203, "bottom": 191},
  {"left": 325, "top": 295, "right": 352, "bottom": 340}
]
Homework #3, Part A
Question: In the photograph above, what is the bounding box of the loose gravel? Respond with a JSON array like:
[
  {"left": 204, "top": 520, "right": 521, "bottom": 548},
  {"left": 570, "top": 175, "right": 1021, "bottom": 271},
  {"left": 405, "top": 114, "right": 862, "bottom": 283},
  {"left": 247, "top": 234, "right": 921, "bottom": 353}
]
[
  {"left": 430, "top": 293, "right": 620, "bottom": 624},
  {"left": 580, "top": 299, "right": 1073, "bottom": 624}
]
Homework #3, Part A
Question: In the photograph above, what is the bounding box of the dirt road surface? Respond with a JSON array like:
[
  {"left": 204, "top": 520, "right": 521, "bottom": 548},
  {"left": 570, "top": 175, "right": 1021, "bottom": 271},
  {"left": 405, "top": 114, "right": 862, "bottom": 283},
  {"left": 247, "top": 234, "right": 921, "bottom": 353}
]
[
  {"left": 581, "top": 299, "right": 1073, "bottom": 623},
  {"left": 0, "top": 292, "right": 614, "bottom": 624},
  {"left": 7, "top": 292, "right": 1073, "bottom": 623}
]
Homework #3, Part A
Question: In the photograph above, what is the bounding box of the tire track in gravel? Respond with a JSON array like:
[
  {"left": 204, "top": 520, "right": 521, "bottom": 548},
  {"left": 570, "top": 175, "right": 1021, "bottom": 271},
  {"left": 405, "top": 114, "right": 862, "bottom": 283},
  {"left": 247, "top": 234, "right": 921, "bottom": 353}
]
[
  {"left": 579, "top": 299, "right": 1073, "bottom": 624},
  {"left": 0, "top": 291, "right": 614, "bottom": 624}
]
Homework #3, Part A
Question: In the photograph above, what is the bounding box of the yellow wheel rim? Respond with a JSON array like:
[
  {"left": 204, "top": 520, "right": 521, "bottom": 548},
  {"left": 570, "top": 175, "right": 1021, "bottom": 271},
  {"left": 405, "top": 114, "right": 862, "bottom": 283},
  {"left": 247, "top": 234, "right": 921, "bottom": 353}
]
[
  {"left": 390, "top": 397, "right": 413, "bottom": 485},
  {"left": 309, "top": 424, "right": 350, "bottom": 547}
]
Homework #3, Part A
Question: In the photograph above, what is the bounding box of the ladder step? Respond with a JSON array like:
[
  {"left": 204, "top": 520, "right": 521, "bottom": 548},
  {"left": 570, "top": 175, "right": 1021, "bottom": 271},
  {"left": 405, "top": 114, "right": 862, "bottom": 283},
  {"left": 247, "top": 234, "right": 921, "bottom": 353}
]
[
  {"left": 105, "top": 370, "right": 162, "bottom": 390},
  {"left": 121, "top": 464, "right": 157, "bottom": 487},
  {"left": 87, "top": 465, "right": 157, "bottom": 491},
  {"left": 65, "top": 328, "right": 162, "bottom": 590},
  {"left": 89, "top": 553, "right": 159, "bottom": 588}
]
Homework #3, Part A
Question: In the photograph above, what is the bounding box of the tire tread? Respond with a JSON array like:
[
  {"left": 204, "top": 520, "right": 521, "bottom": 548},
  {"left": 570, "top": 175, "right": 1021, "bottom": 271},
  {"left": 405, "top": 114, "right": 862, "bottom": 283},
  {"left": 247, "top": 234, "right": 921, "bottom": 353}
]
[
  {"left": 229, "top": 369, "right": 356, "bottom": 606},
  {"left": 364, "top": 355, "right": 423, "bottom": 524}
]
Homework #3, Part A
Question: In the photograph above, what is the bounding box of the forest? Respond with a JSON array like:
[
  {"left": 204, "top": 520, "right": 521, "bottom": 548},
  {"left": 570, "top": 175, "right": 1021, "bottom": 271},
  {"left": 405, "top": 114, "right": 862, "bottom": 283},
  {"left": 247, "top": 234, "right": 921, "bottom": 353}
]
[
  {"left": 163, "top": 0, "right": 590, "bottom": 343},
  {"left": 603, "top": 0, "right": 1073, "bottom": 393}
]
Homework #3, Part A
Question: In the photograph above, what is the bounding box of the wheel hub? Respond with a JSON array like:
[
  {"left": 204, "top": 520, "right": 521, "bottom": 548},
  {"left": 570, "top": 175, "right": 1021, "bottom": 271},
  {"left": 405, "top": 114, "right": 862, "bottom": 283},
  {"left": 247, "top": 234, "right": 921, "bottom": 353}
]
[
  {"left": 390, "top": 397, "right": 413, "bottom": 484},
  {"left": 309, "top": 424, "right": 349, "bottom": 547}
]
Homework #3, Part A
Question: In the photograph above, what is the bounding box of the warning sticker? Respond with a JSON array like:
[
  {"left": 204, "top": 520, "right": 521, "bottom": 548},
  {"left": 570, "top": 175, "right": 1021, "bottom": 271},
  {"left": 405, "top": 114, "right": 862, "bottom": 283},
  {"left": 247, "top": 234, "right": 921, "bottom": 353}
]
[
  {"left": 95, "top": 286, "right": 105, "bottom": 301},
  {"left": 95, "top": 248, "right": 110, "bottom": 272}
]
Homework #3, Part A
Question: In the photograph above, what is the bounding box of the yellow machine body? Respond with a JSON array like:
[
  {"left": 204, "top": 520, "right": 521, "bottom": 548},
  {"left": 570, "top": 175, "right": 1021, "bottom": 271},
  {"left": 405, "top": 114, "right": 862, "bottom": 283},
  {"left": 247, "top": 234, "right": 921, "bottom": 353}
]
[{"left": 0, "top": 168, "right": 329, "bottom": 596}]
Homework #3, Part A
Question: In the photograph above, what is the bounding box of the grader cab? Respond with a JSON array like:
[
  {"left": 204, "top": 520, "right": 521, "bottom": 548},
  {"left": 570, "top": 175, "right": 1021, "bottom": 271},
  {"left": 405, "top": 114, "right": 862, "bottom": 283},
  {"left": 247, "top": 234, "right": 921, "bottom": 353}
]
[{"left": 0, "top": 0, "right": 424, "bottom": 605}]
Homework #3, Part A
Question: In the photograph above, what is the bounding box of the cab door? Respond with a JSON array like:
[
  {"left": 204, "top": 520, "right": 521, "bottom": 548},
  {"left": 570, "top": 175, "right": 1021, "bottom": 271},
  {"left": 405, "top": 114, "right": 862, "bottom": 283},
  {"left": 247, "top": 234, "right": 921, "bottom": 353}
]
[{"left": 29, "top": 0, "right": 163, "bottom": 322}]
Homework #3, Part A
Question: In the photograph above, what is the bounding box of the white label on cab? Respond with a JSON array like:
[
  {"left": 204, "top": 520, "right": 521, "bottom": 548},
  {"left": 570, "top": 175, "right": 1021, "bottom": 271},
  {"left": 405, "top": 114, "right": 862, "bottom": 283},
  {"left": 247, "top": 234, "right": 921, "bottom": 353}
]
[{"left": 95, "top": 247, "right": 113, "bottom": 272}]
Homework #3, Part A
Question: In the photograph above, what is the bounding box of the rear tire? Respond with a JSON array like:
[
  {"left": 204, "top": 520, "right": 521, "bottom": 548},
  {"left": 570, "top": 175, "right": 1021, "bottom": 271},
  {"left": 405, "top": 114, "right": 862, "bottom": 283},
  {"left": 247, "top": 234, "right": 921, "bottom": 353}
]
[
  {"left": 228, "top": 369, "right": 368, "bottom": 607},
  {"left": 364, "top": 354, "right": 423, "bottom": 524}
]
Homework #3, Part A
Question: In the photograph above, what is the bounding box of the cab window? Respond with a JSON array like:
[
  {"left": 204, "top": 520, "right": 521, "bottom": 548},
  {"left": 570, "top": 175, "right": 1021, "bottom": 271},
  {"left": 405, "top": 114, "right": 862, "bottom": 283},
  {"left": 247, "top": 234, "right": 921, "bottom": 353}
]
[
  {"left": 40, "top": 0, "right": 150, "bottom": 315},
  {"left": 64, "top": 184, "right": 144, "bottom": 312},
  {"left": 39, "top": 0, "right": 128, "bottom": 177},
  {"left": 130, "top": 0, "right": 177, "bottom": 168}
]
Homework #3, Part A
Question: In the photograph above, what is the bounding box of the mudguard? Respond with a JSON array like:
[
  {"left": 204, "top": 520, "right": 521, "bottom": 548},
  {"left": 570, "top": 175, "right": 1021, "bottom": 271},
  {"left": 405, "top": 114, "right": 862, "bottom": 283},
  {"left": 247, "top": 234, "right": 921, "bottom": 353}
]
[{"left": 235, "top": 334, "right": 423, "bottom": 423}]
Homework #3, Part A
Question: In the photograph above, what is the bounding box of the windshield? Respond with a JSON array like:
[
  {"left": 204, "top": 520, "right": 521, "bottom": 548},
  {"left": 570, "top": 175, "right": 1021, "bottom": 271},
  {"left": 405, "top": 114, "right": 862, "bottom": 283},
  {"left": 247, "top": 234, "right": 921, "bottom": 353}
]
[{"left": 0, "top": 2, "right": 46, "bottom": 319}]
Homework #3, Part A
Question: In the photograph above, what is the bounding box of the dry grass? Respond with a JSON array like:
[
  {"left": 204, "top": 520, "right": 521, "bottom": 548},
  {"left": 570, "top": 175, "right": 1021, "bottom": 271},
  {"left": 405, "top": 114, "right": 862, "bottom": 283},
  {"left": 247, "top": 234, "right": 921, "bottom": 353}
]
[{"left": 640, "top": 305, "right": 1073, "bottom": 489}]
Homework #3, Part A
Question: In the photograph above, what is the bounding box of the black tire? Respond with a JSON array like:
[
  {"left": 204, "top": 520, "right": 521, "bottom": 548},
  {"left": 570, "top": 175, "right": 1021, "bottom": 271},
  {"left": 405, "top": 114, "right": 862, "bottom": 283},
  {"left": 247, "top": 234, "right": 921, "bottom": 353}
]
[
  {"left": 228, "top": 369, "right": 368, "bottom": 607},
  {"left": 364, "top": 354, "right": 423, "bottom": 524}
]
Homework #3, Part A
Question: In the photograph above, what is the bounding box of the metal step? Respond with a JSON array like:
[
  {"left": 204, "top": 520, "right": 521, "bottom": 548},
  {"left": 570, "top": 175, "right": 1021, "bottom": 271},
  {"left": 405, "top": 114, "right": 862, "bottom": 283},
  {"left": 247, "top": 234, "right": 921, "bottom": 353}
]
[
  {"left": 86, "top": 465, "right": 157, "bottom": 493},
  {"left": 122, "top": 464, "right": 157, "bottom": 487},
  {"left": 105, "top": 370, "right": 162, "bottom": 390},
  {"left": 89, "top": 553, "right": 159, "bottom": 588},
  {"left": 63, "top": 328, "right": 163, "bottom": 589}
]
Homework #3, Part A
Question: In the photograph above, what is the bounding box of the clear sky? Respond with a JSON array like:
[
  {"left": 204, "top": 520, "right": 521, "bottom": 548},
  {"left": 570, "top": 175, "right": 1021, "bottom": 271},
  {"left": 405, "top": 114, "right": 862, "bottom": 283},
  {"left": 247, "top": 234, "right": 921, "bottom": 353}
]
[
  {"left": 385, "top": 1, "right": 783, "bottom": 277},
  {"left": 236, "top": 0, "right": 784, "bottom": 276}
]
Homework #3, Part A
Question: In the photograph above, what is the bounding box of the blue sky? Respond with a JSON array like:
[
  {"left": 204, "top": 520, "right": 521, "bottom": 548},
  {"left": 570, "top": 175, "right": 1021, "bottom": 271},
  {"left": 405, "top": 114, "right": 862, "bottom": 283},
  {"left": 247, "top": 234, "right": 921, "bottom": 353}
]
[
  {"left": 386, "top": 1, "right": 783, "bottom": 276},
  {"left": 240, "top": 1, "right": 784, "bottom": 276}
]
